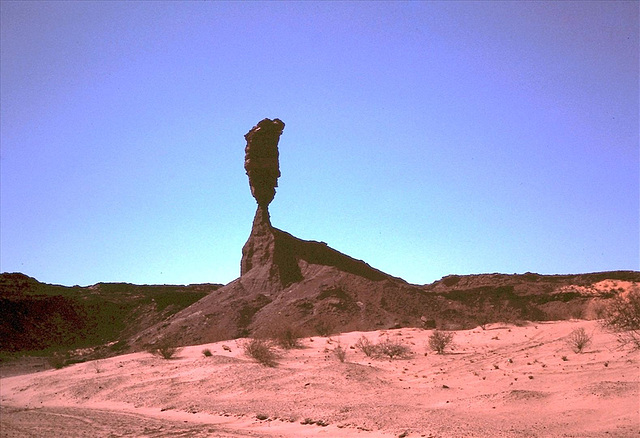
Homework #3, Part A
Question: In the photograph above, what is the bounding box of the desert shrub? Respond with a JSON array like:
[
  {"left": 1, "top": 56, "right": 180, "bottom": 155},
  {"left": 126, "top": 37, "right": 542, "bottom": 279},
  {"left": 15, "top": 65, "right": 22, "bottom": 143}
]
[
  {"left": 47, "top": 352, "right": 68, "bottom": 370},
  {"left": 271, "top": 325, "right": 303, "bottom": 350},
  {"left": 147, "top": 339, "right": 181, "bottom": 359},
  {"left": 314, "top": 320, "right": 333, "bottom": 337},
  {"left": 442, "top": 275, "right": 461, "bottom": 287},
  {"left": 243, "top": 338, "right": 280, "bottom": 367},
  {"left": 354, "top": 335, "right": 378, "bottom": 357},
  {"left": 428, "top": 330, "right": 454, "bottom": 354},
  {"left": 376, "top": 337, "right": 413, "bottom": 359},
  {"left": 601, "top": 288, "right": 640, "bottom": 350},
  {"left": 566, "top": 327, "right": 592, "bottom": 353},
  {"left": 476, "top": 314, "right": 491, "bottom": 331},
  {"left": 151, "top": 345, "right": 180, "bottom": 359},
  {"left": 333, "top": 343, "right": 347, "bottom": 362},
  {"left": 354, "top": 335, "right": 412, "bottom": 360},
  {"left": 202, "top": 348, "right": 213, "bottom": 357}
]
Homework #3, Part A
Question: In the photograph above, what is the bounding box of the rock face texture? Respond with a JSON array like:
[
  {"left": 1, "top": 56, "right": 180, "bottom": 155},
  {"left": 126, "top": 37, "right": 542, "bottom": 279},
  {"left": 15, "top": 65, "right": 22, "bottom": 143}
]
[{"left": 244, "top": 118, "right": 285, "bottom": 208}]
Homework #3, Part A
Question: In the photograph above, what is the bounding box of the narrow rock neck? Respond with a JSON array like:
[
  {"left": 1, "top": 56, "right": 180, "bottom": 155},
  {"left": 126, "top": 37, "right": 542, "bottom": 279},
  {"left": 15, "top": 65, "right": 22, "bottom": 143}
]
[
  {"left": 240, "top": 206, "right": 274, "bottom": 276},
  {"left": 252, "top": 205, "right": 272, "bottom": 230},
  {"left": 239, "top": 206, "right": 302, "bottom": 289}
]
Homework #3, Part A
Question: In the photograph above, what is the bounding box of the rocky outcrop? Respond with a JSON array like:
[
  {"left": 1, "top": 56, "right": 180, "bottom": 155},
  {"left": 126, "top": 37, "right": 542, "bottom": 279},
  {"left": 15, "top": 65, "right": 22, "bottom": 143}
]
[
  {"left": 240, "top": 118, "right": 392, "bottom": 291},
  {"left": 241, "top": 118, "right": 297, "bottom": 290}
]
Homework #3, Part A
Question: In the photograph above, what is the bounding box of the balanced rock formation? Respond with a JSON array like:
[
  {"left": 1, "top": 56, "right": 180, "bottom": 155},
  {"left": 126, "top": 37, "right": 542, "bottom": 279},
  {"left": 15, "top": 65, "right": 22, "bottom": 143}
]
[
  {"left": 240, "top": 118, "right": 391, "bottom": 291},
  {"left": 133, "top": 118, "right": 427, "bottom": 346},
  {"left": 240, "top": 118, "right": 299, "bottom": 290}
]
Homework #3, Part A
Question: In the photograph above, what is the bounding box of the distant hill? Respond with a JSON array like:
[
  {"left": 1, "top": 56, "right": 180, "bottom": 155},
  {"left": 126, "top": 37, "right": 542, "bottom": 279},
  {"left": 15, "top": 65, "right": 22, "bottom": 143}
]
[{"left": 0, "top": 272, "right": 221, "bottom": 356}]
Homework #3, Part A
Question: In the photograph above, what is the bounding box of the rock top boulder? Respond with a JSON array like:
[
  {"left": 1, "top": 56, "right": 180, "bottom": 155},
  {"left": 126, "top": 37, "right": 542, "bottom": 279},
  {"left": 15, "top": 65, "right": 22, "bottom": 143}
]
[{"left": 244, "top": 118, "right": 285, "bottom": 208}]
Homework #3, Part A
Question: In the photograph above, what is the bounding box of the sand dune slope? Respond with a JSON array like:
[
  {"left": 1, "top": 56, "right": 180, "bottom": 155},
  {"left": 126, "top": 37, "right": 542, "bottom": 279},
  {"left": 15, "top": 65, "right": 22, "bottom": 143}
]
[{"left": 2, "top": 320, "right": 638, "bottom": 437}]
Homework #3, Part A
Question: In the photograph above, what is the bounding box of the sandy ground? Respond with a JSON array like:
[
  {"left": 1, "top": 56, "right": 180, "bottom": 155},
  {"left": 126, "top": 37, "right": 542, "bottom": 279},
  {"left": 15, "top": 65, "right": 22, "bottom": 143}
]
[{"left": 1, "top": 320, "right": 638, "bottom": 437}]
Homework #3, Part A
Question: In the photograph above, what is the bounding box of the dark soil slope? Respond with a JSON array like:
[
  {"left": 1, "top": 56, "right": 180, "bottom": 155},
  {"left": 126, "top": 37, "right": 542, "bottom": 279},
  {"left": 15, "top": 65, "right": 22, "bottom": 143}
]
[{"left": 0, "top": 273, "right": 221, "bottom": 355}]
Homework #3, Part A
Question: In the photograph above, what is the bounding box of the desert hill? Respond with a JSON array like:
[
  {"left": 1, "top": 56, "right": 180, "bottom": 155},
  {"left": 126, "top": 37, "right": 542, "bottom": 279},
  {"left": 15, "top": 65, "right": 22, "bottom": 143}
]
[
  {"left": 133, "top": 117, "right": 637, "bottom": 348},
  {"left": 133, "top": 205, "right": 639, "bottom": 348},
  {"left": 0, "top": 272, "right": 221, "bottom": 357}
]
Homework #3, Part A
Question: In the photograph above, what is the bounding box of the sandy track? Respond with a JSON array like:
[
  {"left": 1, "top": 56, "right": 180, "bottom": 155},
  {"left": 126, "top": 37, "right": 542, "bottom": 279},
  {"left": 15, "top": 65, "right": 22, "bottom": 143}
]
[
  {"left": 0, "top": 405, "right": 268, "bottom": 437},
  {"left": 2, "top": 321, "right": 639, "bottom": 437}
]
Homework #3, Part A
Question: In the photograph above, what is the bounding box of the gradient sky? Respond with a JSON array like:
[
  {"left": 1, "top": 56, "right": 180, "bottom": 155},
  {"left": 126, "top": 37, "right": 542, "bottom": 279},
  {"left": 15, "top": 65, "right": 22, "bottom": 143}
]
[{"left": 1, "top": 1, "right": 638, "bottom": 287}]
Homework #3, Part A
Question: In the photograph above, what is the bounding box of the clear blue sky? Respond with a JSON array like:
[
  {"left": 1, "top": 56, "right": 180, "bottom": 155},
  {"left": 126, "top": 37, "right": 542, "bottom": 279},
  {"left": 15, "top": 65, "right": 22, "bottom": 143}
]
[{"left": 1, "top": 1, "right": 638, "bottom": 287}]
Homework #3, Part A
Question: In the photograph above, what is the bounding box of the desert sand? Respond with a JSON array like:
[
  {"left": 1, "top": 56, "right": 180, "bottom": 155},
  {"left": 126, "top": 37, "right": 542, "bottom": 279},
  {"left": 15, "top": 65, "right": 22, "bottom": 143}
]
[{"left": 1, "top": 320, "right": 638, "bottom": 437}]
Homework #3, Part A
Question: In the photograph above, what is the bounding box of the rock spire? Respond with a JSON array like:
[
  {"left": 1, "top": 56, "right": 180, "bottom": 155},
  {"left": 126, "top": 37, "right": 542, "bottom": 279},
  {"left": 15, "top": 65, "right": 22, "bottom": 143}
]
[
  {"left": 241, "top": 118, "right": 294, "bottom": 286},
  {"left": 240, "top": 118, "right": 389, "bottom": 290}
]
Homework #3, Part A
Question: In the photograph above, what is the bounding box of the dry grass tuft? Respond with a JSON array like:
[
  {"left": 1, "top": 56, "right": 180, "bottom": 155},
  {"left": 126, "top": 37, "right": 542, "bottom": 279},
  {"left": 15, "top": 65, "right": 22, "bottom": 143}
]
[
  {"left": 333, "top": 343, "right": 347, "bottom": 362},
  {"left": 243, "top": 338, "right": 280, "bottom": 367},
  {"left": 147, "top": 339, "right": 181, "bottom": 359}
]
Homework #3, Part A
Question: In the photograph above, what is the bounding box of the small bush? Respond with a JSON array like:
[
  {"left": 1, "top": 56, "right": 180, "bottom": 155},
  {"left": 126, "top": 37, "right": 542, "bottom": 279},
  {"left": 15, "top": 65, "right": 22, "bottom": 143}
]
[
  {"left": 601, "top": 288, "right": 640, "bottom": 350},
  {"left": 566, "top": 327, "right": 592, "bottom": 353},
  {"left": 376, "top": 337, "right": 412, "bottom": 359},
  {"left": 428, "top": 330, "right": 454, "bottom": 354},
  {"left": 314, "top": 320, "right": 333, "bottom": 337},
  {"left": 354, "top": 335, "right": 412, "bottom": 360},
  {"left": 272, "top": 325, "right": 303, "bottom": 350},
  {"left": 354, "top": 336, "right": 378, "bottom": 357},
  {"left": 243, "top": 338, "right": 280, "bottom": 367},
  {"left": 148, "top": 339, "right": 181, "bottom": 359},
  {"left": 333, "top": 343, "right": 347, "bottom": 362},
  {"left": 202, "top": 348, "right": 213, "bottom": 357},
  {"left": 47, "top": 352, "right": 68, "bottom": 370}
]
